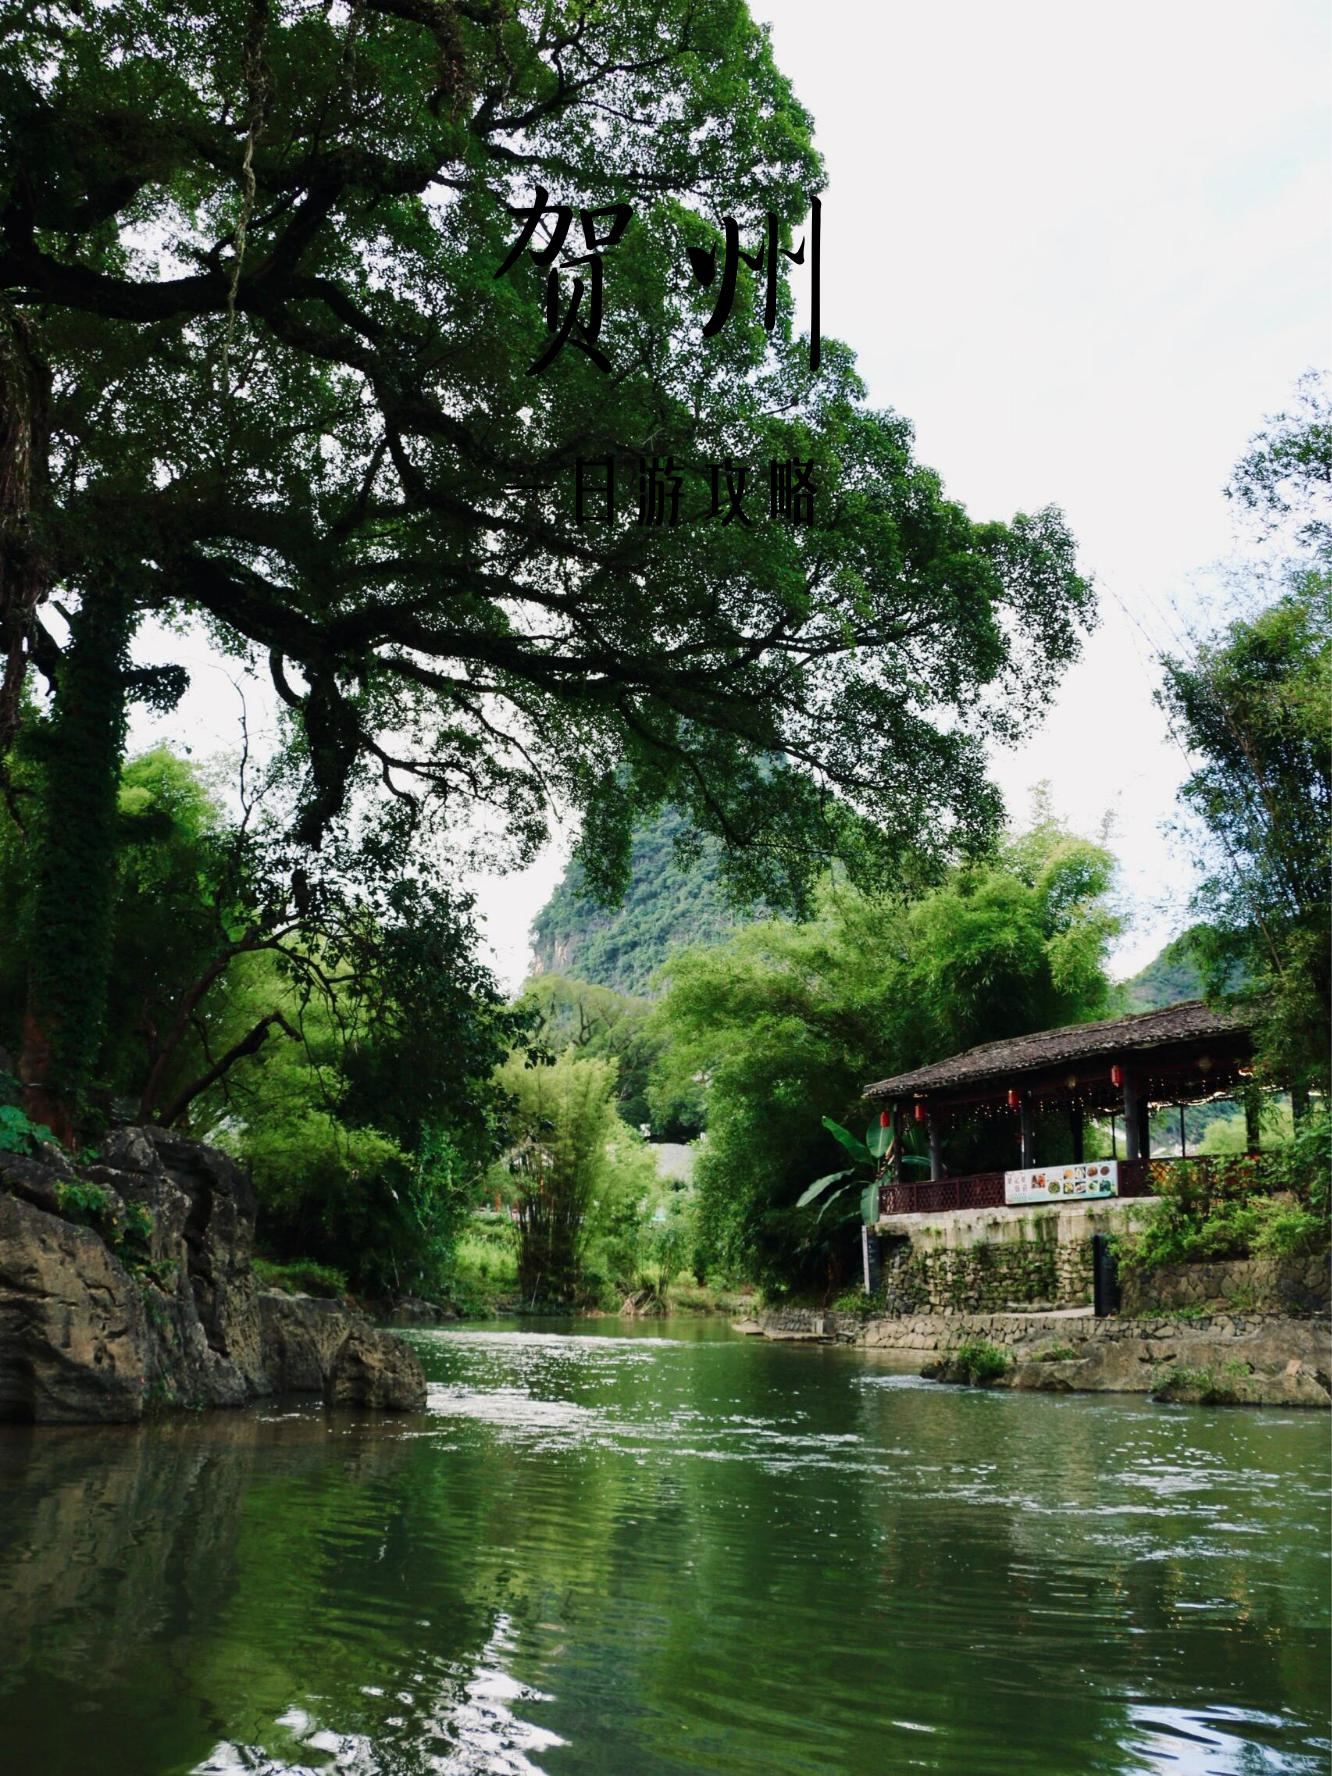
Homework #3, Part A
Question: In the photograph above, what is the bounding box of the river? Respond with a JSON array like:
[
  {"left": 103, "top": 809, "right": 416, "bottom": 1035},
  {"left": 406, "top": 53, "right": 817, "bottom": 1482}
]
[{"left": 0, "top": 1318, "right": 1327, "bottom": 1775}]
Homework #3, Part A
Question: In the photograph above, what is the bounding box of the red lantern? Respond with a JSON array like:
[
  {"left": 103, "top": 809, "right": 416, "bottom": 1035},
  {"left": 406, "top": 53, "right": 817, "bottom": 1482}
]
[
  {"left": 1111, "top": 1064, "right": 1123, "bottom": 1088},
  {"left": 914, "top": 1101, "right": 926, "bottom": 1123},
  {"left": 1007, "top": 1089, "right": 1020, "bottom": 1110},
  {"left": 880, "top": 1110, "right": 890, "bottom": 1128}
]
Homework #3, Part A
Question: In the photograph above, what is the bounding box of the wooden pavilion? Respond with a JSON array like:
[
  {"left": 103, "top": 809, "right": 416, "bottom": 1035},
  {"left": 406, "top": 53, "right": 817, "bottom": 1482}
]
[{"left": 864, "top": 1000, "right": 1258, "bottom": 1216}]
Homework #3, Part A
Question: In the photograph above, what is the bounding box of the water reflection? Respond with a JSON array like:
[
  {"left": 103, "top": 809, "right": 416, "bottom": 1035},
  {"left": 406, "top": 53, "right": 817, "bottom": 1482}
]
[{"left": 0, "top": 1321, "right": 1325, "bottom": 1776}]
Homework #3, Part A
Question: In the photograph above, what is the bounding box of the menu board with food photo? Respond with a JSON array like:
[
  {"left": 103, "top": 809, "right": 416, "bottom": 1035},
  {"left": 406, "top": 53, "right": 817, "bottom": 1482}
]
[{"left": 1003, "top": 1161, "right": 1119, "bottom": 1205}]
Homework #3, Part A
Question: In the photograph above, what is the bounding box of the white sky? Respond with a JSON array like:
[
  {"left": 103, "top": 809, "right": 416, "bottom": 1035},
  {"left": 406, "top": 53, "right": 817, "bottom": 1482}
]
[{"left": 132, "top": 0, "right": 1331, "bottom": 994}]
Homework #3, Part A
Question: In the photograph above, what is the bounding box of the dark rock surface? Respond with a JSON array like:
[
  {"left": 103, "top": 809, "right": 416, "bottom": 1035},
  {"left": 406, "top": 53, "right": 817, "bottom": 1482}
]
[
  {"left": 0, "top": 1129, "right": 425, "bottom": 1422},
  {"left": 359, "top": 1292, "right": 460, "bottom": 1326}
]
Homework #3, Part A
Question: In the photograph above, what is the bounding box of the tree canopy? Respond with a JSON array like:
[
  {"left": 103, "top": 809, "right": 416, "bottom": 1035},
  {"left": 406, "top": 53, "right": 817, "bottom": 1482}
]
[{"left": 0, "top": 0, "right": 1094, "bottom": 1125}]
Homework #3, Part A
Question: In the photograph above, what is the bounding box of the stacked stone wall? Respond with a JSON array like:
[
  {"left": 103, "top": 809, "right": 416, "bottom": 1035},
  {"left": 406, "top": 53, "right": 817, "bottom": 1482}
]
[
  {"left": 880, "top": 1233, "right": 1092, "bottom": 1315},
  {"left": 1121, "top": 1252, "right": 1329, "bottom": 1318}
]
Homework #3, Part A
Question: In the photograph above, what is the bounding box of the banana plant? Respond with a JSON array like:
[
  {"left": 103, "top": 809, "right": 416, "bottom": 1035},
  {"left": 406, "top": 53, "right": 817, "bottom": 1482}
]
[
  {"left": 797, "top": 1114, "right": 932, "bottom": 1225},
  {"left": 796, "top": 1116, "right": 895, "bottom": 1227}
]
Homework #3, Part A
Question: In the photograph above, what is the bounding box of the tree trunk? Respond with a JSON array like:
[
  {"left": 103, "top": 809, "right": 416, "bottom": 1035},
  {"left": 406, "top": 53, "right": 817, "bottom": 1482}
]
[
  {"left": 20, "top": 583, "right": 134, "bottom": 1144},
  {"left": 0, "top": 308, "right": 51, "bottom": 778}
]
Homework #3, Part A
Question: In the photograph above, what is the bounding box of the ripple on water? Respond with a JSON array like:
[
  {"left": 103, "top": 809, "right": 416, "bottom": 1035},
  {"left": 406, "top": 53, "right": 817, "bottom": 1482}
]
[{"left": 2, "top": 1319, "right": 1324, "bottom": 1776}]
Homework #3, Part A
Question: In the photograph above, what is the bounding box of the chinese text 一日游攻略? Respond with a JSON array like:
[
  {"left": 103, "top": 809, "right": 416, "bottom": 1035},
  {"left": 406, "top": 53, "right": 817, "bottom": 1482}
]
[{"left": 573, "top": 455, "right": 818, "bottom": 527}]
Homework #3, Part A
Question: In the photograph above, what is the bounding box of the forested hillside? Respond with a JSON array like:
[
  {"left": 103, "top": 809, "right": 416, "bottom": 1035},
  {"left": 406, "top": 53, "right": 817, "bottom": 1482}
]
[
  {"left": 1120, "top": 933, "right": 1205, "bottom": 1010},
  {"left": 530, "top": 808, "right": 746, "bottom": 995},
  {"left": 534, "top": 822, "right": 1217, "bottom": 1015}
]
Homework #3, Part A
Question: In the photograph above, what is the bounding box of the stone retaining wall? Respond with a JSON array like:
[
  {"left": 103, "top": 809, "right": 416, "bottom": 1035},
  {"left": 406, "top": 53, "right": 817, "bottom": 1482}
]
[
  {"left": 1121, "top": 1252, "right": 1329, "bottom": 1317},
  {"left": 880, "top": 1236, "right": 1093, "bottom": 1314},
  {"left": 876, "top": 1198, "right": 1151, "bottom": 1314}
]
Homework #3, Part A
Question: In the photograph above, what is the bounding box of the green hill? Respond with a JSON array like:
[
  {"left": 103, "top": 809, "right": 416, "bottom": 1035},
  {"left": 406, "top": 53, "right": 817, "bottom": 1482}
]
[
  {"left": 1120, "top": 932, "right": 1205, "bottom": 1011},
  {"left": 529, "top": 807, "right": 743, "bottom": 995}
]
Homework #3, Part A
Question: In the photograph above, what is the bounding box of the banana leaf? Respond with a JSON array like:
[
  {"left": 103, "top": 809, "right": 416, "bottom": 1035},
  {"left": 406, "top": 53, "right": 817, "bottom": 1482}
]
[
  {"left": 795, "top": 1168, "right": 856, "bottom": 1209},
  {"left": 821, "top": 1116, "right": 871, "bottom": 1164},
  {"left": 865, "top": 1121, "right": 892, "bottom": 1159}
]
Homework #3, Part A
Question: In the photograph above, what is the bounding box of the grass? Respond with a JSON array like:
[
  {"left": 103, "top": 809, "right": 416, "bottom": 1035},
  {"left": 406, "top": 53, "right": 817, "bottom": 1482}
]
[
  {"left": 451, "top": 1218, "right": 521, "bottom": 1314},
  {"left": 1153, "top": 1359, "right": 1252, "bottom": 1406},
  {"left": 253, "top": 1257, "right": 349, "bottom": 1299},
  {"left": 1035, "top": 1342, "right": 1078, "bottom": 1362},
  {"left": 665, "top": 1279, "right": 755, "bottom": 1317}
]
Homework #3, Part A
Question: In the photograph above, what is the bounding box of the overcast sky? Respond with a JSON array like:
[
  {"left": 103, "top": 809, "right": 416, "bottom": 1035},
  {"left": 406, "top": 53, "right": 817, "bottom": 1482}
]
[{"left": 132, "top": 0, "right": 1331, "bottom": 993}]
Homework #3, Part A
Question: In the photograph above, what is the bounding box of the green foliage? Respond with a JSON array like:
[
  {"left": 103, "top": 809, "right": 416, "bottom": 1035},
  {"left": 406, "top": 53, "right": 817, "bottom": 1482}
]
[
  {"left": 51, "top": 1177, "right": 111, "bottom": 1224},
  {"left": 1120, "top": 931, "right": 1207, "bottom": 1011},
  {"left": 1256, "top": 1106, "right": 1331, "bottom": 1220},
  {"left": 793, "top": 1117, "right": 885, "bottom": 1234},
  {"left": 47, "top": 1175, "right": 151, "bottom": 1257},
  {"left": 1035, "top": 1343, "right": 1077, "bottom": 1362},
  {"left": 514, "top": 972, "right": 702, "bottom": 1137},
  {"left": 530, "top": 808, "right": 744, "bottom": 997},
  {"left": 226, "top": 1049, "right": 474, "bottom": 1298},
  {"left": 3, "top": 741, "right": 520, "bottom": 1295},
  {"left": 652, "top": 805, "right": 1120, "bottom": 1289},
  {"left": 1160, "top": 382, "right": 1331, "bottom": 1095},
  {"left": 1153, "top": 1361, "right": 1251, "bottom": 1406},
  {"left": 949, "top": 1339, "right": 1013, "bottom": 1385},
  {"left": 2, "top": 0, "right": 1094, "bottom": 1067},
  {"left": 1114, "top": 1130, "right": 1330, "bottom": 1273},
  {"left": 635, "top": 1186, "right": 701, "bottom": 1298},
  {"left": 21, "top": 585, "right": 137, "bottom": 1113},
  {"left": 578, "top": 1127, "right": 667, "bottom": 1308},
  {"left": 450, "top": 1218, "right": 521, "bottom": 1315},
  {"left": 0, "top": 1103, "right": 58, "bottom": 1154},
  {"left": 495, "top": 1048, "right": 622, "bottom": 1306},
  {"left": 252, "top": 1258, "right": 349, "bottom": 1301}
]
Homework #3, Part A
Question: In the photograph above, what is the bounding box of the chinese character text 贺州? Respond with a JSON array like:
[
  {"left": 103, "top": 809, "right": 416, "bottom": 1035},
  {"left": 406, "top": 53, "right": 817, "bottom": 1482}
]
[{"left": 496, "top": 192, "right": 821, "bottom": 376}]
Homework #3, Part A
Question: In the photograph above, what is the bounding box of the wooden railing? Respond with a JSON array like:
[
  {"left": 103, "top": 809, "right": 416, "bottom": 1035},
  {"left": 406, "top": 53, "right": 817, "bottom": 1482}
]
[{"left": 878, "top": 1153, "right": 1264, "bottom": 1218}]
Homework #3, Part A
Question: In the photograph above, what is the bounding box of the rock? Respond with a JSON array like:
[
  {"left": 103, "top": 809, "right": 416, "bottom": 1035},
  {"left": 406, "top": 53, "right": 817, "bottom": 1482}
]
[
  {"left": 0, "top": 1193, "right": 147, "bottom": 1423},
  {"left": 360, "top": 1293, "right": 459, "bottom": 1326},
  {"left": 260, "top": 1292, "right": 425, "bottom": 1409},
  {"left": 0, "top": 1130, "right": 427, "bottom": 1423},
  {"left": 328, "top": 1325, "right": 426, "bottom": 1410}
]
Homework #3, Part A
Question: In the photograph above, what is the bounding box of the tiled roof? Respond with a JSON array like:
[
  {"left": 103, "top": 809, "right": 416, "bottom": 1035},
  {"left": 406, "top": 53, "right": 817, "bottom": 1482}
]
[{"left": 864, "top": 1000, "right": 1248, "bottom": 1099}]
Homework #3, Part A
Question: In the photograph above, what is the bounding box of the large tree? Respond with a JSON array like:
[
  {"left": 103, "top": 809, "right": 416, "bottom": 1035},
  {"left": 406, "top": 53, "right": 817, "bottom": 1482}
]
[
  {"left": 0, "top": 0, "right": 1094, "bottom": 1131},
  {"left": 1159, "top": 376, "right": 1331, "bottom": 1100}
]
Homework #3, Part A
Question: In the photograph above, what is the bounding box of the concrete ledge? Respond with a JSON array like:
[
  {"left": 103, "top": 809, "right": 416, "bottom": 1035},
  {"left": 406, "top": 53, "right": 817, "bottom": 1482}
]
[{"left": 876, "top": 1196, "right": 1155, "bottom": 1248}]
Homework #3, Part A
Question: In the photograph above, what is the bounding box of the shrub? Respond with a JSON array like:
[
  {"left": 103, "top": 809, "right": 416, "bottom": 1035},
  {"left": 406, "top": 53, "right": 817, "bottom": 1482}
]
[
  {"left": 0, "top": 1103, "right": 58, "bottom": 1155},
  {"left": 1153, "top": 1360, "right": 1251, "bottom": 1406},
  {"left": 950, "top": 1338, "right": 1012, "bottom": 1385},
  {"left": 1115, "top": 1139, "right": 1330, "bottom": 1273}
]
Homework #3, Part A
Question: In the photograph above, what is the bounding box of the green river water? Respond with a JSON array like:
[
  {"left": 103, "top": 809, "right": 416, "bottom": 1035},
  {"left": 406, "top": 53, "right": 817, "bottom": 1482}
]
[{"left": 0, "top": 1318, "right": 1327, "bottom": 1776}]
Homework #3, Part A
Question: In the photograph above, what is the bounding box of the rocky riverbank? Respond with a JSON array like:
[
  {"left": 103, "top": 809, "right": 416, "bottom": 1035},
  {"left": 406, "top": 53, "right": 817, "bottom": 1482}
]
[
  {"left": 0, "top": 1127, "right": 425, "bottom": 1423},
  {"left": 739, "top": 1304, "right": 1331, "bottom": 1408}
]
